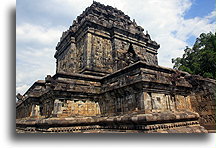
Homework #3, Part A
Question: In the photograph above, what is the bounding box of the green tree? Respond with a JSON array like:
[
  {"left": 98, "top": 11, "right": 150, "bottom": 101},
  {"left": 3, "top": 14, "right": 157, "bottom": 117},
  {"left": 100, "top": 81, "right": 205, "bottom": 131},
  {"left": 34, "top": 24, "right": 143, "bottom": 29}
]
[{"left": 172, "top": 32, "right": 216, "bottom": 79}]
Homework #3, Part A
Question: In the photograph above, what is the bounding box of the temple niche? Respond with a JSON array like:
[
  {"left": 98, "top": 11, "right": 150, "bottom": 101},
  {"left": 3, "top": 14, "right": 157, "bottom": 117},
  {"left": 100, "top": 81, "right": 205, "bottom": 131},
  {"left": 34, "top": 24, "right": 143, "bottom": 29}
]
[{"left": 16, "top": 1, "right": 215, "bottom": 133}]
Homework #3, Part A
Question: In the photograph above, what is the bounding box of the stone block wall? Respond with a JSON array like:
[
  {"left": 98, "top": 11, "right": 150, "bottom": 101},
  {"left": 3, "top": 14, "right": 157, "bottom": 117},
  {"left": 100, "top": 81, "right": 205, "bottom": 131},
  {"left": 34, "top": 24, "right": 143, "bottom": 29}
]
[
  {"left": 100, "top": 90, "right": 194, "bottom": 116},
  {"left": 16, "top": 98, "right": 42, "bottom": 119},
  {"left": 187, "top": 76, "right": 216, "bottom": 131},
  {"left": 16, "top": 101, "right": 32, "bottom": 119},
  {"left": 100, "top": 90, "right": 141, "bottom": 115},
  {"left": 17, "top": 97, "right": 101, "bottom": 119},
  {"left": 99, "top": 62, "right": 195, "bottom": 116},
  {"left": 16, "top": 81, "right": 46, "bottom": 119}
]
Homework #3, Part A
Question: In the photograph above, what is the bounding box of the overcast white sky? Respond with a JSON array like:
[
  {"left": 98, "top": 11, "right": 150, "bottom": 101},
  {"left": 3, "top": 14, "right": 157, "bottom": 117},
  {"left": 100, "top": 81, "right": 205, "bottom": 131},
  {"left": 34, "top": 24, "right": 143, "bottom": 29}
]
[{"left": 16, "top": 0, "right": 216, "bottom": 95}]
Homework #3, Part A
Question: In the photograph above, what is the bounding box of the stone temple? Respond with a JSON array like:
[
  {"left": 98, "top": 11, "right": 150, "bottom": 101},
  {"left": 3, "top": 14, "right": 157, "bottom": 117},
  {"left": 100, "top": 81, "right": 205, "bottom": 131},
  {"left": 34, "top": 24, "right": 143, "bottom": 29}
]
[{"left": 16, "top": 1, "right": 216, "bottom": 133}]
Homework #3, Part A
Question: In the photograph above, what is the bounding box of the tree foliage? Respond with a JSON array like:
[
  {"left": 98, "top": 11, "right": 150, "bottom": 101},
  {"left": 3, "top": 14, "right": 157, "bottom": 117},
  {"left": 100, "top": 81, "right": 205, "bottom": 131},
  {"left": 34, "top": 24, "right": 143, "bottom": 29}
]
[{"left": 172, "top": 32, "right": 216, "bottom": 79}]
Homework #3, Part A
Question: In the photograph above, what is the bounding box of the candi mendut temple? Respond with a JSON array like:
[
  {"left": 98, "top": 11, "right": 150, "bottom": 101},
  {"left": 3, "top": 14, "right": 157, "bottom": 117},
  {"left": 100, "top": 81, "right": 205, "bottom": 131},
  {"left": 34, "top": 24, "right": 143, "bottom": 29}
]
[{"left": 16, "top": 1, "right": 216, "bottom": 133}]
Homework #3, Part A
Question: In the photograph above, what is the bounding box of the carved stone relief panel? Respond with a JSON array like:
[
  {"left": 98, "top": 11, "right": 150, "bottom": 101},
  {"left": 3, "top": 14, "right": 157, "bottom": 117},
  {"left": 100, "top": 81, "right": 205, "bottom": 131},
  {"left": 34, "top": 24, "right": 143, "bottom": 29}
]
[
  {"left": 57, "top": 43, "right": 77, "bottom": 73},
  {"left": 142, "top": 92, "right": 180, "bottom": 113},
  {"left": 53, "top": 99, "right": 63, "bottom": 115},
  {"left": 175, "top": 95, "right": 187, "bottom": 110},
  {"left": 100, "top": 87, "right": 143, "bottom": 116},
  {"left": 41, "top": 99, "right": 54, "bottom": 118},
  {"left": 151, "top": 93, "right": 164, "bottom": 111},
  {"left": 30, "top": 104, "right": 40, "bottom": 117},
  {"left": 143, "top": 92, "right": 152, "bottom": 113},
  {"left": 145, "top": 52, "right": 158, "bottom": 65},
  {"left": 76, "top": 34, "right": 88, "bottom": 71},
  {"left": 52, "top": 99, "right": 101, "bottom": 117},
  {"left": 90, "top": 34, "right": 113, "bottom": 72},
  {"left": 112, "top": 39, "right": 130, "bottom": 70}
]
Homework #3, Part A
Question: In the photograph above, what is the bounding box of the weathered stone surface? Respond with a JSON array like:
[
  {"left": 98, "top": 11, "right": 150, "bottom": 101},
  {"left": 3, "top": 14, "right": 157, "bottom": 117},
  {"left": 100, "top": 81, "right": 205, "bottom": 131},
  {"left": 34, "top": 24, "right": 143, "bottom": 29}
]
[
  {"left": 186, "top": 76, "right": 216, "bottom": 131},
  {"left": 16, "top": 111, "right": 206, "bottom": 133},
  {"left": 16, "top": 1, "right": 215, "bottom": 133},
  {"left": 54, "top": 1, "right": 159, "bottom": 75}
]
